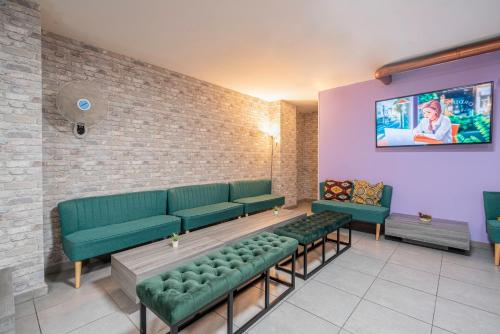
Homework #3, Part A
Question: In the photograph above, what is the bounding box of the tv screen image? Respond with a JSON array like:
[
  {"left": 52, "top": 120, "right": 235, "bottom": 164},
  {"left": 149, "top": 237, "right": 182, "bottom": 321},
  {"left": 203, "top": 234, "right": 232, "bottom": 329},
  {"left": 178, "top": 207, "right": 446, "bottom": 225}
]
[{"left": 376, "top": 82, "right": 493, "bottom": 147}]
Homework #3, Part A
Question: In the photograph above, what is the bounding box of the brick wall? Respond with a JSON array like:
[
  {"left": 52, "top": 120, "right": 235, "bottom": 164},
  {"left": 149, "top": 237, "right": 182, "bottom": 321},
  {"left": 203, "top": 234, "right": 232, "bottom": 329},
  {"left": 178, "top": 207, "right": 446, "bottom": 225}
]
[
  {"left": 297, "top": 111, "right": 318, "bottom": 200},
  {"left": 41, "top": 32, "right": 299, "bottom": 267},
  {"left": 0, "top": 0, "right": 46, "bottom": 299}
]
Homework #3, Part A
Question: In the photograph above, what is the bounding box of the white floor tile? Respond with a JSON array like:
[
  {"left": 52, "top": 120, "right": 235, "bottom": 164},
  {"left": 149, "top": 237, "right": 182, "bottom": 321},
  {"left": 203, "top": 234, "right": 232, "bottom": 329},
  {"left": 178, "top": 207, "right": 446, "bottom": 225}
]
[
  {"left": 344, "top": 300, "right": 431, "bottom": 334},
  {"left": 332, "top": 250, "right": 386, "bottom": 276},
  {"left": 248, "top": 302, "right": 340, "bottom": 334},
  {"left": 351, "top": 238, "right": 398, "bottom": 261},
  {"left": 364, "top": 279, "right": 435, "bottom": 323},
  {"left": 15, "top": 300, "right": 36, "bottom": 319},
  {"left": 438, "top": 277, "right": 500, "bottom": 315},
  {"left": 68, "top": 312, "right": 138, "bottom": 334},
  {"left": 379, "top": 263, "right": 439, "bottom": 294},
  {"left": 287, "top": 280, "right": 360, "bottom": 327},
  {"left": 431, "top": 326, "right": 453, "bottom": 334},
  {"left": 389, "top": 247, "right": 442, "bottom": 274},
  {"left": 37, "top": 289, "right": 119, "bottom": 334},
  {"left": 434, "top": 297, "right": 500, "bottom": 334},
  {"left": 442, "top": 247, "right": 496, "bottom": 272},
  {"left": 127, "top": 305, "right": 168, "bottom": 334},
  {"left": 15, "top": 313, "right": 40, "bottom": 334},
  {"left": 440, "top": 262, "right": 500, "bottom": 291},
  {"left": 314, "top": 264, "right": 376, "bottom": 297}
]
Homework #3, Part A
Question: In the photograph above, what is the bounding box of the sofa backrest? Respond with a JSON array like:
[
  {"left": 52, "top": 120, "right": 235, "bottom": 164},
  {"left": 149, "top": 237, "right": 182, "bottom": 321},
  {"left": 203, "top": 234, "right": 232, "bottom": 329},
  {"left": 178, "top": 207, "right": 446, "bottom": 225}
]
[
  {"left": 168, "top": 183, "right": 229, "bottom": 213},
  {"left": 58, "top": 190, "right": 168, "bottom": 236},
  {"left": 483, "top": 191, "right": 500, "bottom": 220},
  {"left": 319, "top": 181, "right": 393, "bottom": 209},
  {"left": 229, "top": 179, "right": 272, "bottom": 201}
]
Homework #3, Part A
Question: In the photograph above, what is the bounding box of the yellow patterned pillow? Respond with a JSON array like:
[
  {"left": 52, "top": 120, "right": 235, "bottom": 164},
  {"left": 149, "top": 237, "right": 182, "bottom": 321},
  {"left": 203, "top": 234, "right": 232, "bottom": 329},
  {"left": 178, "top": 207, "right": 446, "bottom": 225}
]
[{"left": 351, "top": 180, "right": 384, "bottom": 206}]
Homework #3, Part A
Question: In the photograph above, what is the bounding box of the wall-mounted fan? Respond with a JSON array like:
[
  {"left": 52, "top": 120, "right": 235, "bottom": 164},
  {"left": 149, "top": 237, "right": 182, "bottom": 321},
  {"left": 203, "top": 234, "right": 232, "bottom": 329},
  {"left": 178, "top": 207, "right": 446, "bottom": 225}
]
[{"left": 56, "top": 80, "right": 108, "bottom": 138}]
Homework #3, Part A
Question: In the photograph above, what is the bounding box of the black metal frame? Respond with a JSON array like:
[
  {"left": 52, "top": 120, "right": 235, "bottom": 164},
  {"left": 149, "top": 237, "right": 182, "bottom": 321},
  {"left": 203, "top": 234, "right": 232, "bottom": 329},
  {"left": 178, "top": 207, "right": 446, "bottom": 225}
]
[
  {"left": 276, "top": 222, "right": 352, "bottom": 280},
  {"left": 140, "top": 252, "right": 296, "bottom": 334}
]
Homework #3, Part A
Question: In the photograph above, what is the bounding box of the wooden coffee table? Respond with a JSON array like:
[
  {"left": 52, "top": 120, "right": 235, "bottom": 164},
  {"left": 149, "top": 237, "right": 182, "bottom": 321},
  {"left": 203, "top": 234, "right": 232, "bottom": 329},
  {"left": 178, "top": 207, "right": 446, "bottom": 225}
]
[
  {"left": 111, "top": 209, "right": 306, "bottom": 302},
  {"left": 385, "top": 213, "right": 471, "bottom": 252}
]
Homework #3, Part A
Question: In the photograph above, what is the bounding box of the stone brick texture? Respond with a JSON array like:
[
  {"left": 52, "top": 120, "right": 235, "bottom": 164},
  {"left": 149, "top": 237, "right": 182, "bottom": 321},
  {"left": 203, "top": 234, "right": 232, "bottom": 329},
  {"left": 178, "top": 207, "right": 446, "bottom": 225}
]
[
  {"left": 0, "top": 0, "right": 46, "bottom": 297},
  {"left": 297, "top": 111, "right": 318, "bottom": 200},
  {"left": 41, "top": 32, "right": 304, "bottom": 268}
]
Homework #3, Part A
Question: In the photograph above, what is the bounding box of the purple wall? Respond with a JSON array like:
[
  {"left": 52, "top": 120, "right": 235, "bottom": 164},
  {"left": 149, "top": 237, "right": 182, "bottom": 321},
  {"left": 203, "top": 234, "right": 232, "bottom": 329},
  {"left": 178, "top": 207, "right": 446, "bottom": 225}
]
[{"left": 319, "top": 51, "right": 500, "bottom": 243}]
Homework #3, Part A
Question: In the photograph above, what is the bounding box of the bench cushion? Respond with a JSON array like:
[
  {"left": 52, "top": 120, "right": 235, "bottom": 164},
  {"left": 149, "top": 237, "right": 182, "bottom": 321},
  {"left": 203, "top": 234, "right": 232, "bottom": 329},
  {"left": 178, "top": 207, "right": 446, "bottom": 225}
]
[
  {"left": 233, "top": 194, "right": 285, "bottom": 214},
  {"left": 312, "top": 200, "right": 389, "bottom": 224},
  {"left": 136, "top": 232, "right": 298, "bottom": 325},
  {"left": 172, "top": 202, "right": 244, "bottom": 231},
  {"left": 63, "top": 215, "right": 181, "bottom": 261},
  {"left": 274, "top": 212, "right": 351, "bottom": 244},
  {"left": 487, "top": 220, "right": 500, "bottom": 243}
]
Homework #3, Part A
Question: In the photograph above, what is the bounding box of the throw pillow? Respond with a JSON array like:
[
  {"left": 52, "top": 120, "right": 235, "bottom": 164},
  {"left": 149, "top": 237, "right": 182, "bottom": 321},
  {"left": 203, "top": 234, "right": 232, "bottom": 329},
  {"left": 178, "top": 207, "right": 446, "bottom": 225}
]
[
  {"left": 323, "top": 180, "right": 354, "bottom": 202},
  {"left": 351, "top": 180, "right": 384, "bottom": 206}
]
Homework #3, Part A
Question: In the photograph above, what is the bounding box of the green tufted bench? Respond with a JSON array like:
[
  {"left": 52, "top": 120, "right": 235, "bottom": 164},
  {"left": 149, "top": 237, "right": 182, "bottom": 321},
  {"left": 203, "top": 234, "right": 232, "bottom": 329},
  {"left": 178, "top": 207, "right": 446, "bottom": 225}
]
[
  {"left": 136, "top": 232, "right": 298, "bottom": 334},
  {"left": 274, "top": 211, "right": 352, "bottom": 279}
]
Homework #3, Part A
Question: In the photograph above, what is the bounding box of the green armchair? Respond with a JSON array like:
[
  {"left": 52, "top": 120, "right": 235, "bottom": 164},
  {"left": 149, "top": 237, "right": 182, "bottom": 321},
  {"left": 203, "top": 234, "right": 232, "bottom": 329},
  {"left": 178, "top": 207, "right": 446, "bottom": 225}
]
[{"left": 483, "top": 191, "right": 500, "bottom": 266}]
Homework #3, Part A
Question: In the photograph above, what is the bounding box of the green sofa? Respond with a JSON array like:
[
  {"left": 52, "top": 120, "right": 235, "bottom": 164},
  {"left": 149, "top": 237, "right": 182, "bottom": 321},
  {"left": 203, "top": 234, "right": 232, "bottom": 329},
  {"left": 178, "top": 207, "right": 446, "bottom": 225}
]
[
  {"left": 58, "top": 190, "right": 181, "bottom": 288},
  {"left": 229, "top": 179, "right": 285, "bottom": 215},
  {"left": 311, "top": 181, "right": 393, "bottom": 240},
  {"left": 168, "top": 183, "right": 244, "bottom": 231},
  {"left": 483, "top": 191, "right": 500, "bottom": 266}
]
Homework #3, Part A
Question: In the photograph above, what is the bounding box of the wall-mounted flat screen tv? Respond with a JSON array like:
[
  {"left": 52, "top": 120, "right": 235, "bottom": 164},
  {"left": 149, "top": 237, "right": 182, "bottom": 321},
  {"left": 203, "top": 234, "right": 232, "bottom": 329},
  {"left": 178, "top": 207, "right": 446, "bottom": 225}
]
[{"left": 376, "top": 82, "right": 493, "bottom": 147}]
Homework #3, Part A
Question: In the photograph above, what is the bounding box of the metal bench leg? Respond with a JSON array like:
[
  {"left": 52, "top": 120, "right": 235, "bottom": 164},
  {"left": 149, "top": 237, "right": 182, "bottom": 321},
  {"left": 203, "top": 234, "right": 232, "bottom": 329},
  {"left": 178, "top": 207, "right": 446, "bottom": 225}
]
[
  {"left": 291, "top": 251, "right": 296, "bottom": 288},
  {"left": 227, "top": 291, "right": 234, "bottom": 334},
  {"left": 336, "top": 228, "right": 340, "bottom": 253},
  {"left": 349, "top": 222, "right": 352, "bottom": 246},
  {"left": 140, "top": 303, "right": 146, "bottom": 334},
  {"left": 322, "top": 236, "right": 326, "bottom": 264},
  {"left": 303, "top": 244, "right": 308, "bottom": 279},
  {"left": 264, "top": 269, "right": 270, "bottom": 309}
]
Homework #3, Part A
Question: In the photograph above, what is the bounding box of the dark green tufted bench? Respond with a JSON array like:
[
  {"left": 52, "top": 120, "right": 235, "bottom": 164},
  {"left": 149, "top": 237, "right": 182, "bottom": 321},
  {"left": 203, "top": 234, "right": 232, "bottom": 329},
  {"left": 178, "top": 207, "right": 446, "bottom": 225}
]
[
  {"left": 136, "top": 232, "right": 298, "bottom": 334},
  {"left": 274, "top": 211, "right": 352, "bottom": 279}
]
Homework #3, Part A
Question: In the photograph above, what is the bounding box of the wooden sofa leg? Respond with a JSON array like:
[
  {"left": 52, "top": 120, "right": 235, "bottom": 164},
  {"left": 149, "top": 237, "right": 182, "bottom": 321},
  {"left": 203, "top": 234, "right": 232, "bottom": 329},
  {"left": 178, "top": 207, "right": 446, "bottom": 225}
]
[
  {"left": 495, "top": 243, "right": 500, "bottom": 266},
  {"left": 245, "top": 213, "right": 249, "bottom": 217},
  {"left": 375, "top": 224, "right": 381, "bottom": 241},
  {"left": 75, "top": 261, "right": 82, "bottom": 289}
]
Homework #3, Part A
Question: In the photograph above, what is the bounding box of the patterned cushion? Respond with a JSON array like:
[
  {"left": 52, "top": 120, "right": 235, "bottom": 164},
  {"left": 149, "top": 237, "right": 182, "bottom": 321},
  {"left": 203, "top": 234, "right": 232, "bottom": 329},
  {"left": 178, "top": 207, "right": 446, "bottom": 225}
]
[
  {"left": 351, "top": 180, "right": 384, "bottom": 206},
  {"left": 323, "top": 180, "right": 353, "bottom": 202}
]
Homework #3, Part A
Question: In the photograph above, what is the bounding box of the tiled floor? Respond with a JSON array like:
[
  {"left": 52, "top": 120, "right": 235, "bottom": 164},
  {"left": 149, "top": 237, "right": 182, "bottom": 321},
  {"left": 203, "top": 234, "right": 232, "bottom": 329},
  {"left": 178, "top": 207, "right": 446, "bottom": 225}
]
[{"left": 15, "top": 205, "right": 500, "bottom": 334}]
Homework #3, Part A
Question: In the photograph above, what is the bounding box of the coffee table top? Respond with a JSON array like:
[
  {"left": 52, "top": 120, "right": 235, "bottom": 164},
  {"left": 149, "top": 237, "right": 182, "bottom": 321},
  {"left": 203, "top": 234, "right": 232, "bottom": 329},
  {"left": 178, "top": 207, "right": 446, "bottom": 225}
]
[
  {"left": 386, "top": 213, "right": 469, "bottom": 233},
  {"left": 112, "top": 209, "right": 307, "bottom": 283}
]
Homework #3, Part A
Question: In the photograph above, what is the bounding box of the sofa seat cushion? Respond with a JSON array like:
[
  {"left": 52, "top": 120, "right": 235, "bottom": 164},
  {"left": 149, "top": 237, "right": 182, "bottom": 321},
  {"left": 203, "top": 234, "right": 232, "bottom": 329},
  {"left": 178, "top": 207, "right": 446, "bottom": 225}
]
[
  {"left": 233, "top": 194, "right": 285, "bottom": 214},
  {"left": 487, "top": 220, "right": 500, "bottom": 243},
  {"left": 136, "top": 232, "right": 297, "bottom": 325},
  {"left": 172, "top": 202, "right": 244, "bottom": 231},
  {"left": 63, "top": 215, "right": 181, "bottom": 261},
  {"left": 311, "top": 200, "right": 389, "bottom": 224}
]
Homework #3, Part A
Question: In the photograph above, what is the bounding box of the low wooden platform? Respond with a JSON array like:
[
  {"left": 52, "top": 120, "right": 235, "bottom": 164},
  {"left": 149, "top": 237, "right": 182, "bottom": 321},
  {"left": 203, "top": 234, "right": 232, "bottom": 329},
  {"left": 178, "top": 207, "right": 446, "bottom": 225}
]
[
  {"left": 385, "top": 213, "right": 471, "bottom": 252},
  {"left": 111, "top": 209, "right": 306, "bottom": 302}
]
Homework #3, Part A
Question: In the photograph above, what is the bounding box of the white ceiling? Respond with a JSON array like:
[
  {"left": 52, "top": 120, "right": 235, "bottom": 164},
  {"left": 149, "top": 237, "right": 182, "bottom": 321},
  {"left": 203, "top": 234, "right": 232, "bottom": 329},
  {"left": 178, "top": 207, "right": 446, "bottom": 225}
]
[{"left": 41, "top": 0, "right": 500, "bottom": 111}]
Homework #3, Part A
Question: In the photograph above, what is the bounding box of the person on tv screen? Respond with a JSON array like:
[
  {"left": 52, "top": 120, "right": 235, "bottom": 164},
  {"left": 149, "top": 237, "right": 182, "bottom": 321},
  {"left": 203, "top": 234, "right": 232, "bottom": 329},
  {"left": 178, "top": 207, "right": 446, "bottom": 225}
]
[{"left": 413, "top": 99, "right": 452, "bottom": 143}]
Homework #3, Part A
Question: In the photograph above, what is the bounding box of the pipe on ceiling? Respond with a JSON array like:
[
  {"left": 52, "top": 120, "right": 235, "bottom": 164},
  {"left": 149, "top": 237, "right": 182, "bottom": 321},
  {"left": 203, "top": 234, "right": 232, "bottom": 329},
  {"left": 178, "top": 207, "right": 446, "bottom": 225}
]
[{"left": 375, "top": 36, "right": 500, "bottom": 85}]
